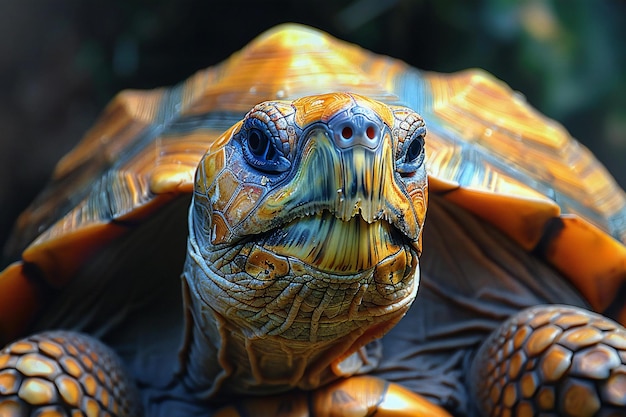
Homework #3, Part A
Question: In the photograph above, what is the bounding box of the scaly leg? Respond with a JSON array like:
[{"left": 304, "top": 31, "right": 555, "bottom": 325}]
[
  {"left": 0, "top": 330, "right": 141, "bottom": 417},
  {"left": 471, "top": 305, "right": 626, "bottom": 416}
]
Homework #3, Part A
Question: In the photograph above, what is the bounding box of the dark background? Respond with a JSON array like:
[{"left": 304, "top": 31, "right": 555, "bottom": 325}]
[{"left": 1, "top": 0, "right": 625, "bottom": 249}]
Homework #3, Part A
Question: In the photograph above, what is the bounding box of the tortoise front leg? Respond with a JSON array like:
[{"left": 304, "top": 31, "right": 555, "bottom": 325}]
[
  {"left": 471, "top": 305, "right": 626, "bottom": 416},
  {"left": 215, "top": 375, "right": 452, "bottom": 417},
  {"left": 0, "top": 330, "right": 141, "bottom": 417}
]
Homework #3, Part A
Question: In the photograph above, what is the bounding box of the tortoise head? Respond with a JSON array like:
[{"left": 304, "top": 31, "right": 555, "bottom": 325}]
[{"left": 182, "top": 92, "right": 428, "bottom": 395}]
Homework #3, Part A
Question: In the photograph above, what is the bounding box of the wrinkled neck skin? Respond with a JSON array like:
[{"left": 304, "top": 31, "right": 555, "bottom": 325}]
[{"left": 179, "top": 203, "right": 419, "bottom": 400}]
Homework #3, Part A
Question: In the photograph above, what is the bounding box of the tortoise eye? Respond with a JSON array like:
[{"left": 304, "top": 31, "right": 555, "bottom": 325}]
[
  {"left": 248, "top": 129, "right": 271, "bottom": 158},
  {"left": 396, "top": 132, "right": 425, "bottom": 175},
  {"left": 241, "top": 126, "right": 290, "bottom": 174},
  {"left": 405, "top": 135, "right": 424, "bottom": 163}
]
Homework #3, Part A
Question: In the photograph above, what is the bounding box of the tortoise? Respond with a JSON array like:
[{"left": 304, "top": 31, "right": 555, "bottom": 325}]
[{"left": 0, "top": 23, "right": 625, "bottom": 417}]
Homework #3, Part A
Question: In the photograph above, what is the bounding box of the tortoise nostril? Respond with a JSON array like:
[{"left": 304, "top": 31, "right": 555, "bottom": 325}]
[{"left": 328, "top": 107, "right": 384, "bottom": 150}]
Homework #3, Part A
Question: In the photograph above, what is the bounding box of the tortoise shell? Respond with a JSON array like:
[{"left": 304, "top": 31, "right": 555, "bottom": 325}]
[{"left": 1, "top": 23, "right": 625, "bottom": 416}]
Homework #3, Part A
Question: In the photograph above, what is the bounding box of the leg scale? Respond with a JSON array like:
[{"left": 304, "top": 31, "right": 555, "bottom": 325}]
[
  {"left": 471, "top": 305, "right": 626, "bottom": 417},
  {"left": 0, "top": 330, "right": 141, "bottom": 417}
]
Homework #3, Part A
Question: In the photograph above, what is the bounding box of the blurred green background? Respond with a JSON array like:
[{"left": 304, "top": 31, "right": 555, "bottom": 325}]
[{"left": 1, "top": 0, "right": 625, "bottom": 245}]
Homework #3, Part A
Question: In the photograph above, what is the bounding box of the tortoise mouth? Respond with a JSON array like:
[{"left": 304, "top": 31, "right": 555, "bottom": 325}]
[
  {"left": 258, "top": 210, "right": 417, "bottom": 275},
  {"left": 186, "top": 206, "right": 420, "bottom": 353}
]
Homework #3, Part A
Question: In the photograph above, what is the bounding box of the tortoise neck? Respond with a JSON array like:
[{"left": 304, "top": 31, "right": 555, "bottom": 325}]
[
  {"left": 178, "top": 250, "right": 415, "bottom": 400},
  {"left": 178, "top": 205, "right": 419, "bottom": 399},
  {"left": 178, "top": 254, "right": 362, "bottom": 399}
]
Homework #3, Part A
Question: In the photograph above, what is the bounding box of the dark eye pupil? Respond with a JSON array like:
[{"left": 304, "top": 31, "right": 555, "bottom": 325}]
[
  {"left": 406, "top": 137, "right": 423, "bottom": 161},
  {"left": 248, "top": 130, "right": 268, "bottom": 156}
]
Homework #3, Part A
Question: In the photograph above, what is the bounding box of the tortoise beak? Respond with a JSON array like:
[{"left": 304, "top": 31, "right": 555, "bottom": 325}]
[
  {"left": 257, "top": 125, "right": 422, "bottom": 242},
  {"left": 249, "top": 124, "right": 423, "bottom": 273}
]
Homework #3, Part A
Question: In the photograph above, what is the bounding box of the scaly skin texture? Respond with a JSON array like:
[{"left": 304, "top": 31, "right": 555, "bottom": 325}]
[
  {"left": 0, "top": 331, "right": 140, "bottom": 417},
  {"left": 180, "top": 93, "right": 428, "bottom": 398},
  {"left": 472, "top": 305, "right": 626, "bottom": 417}
]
